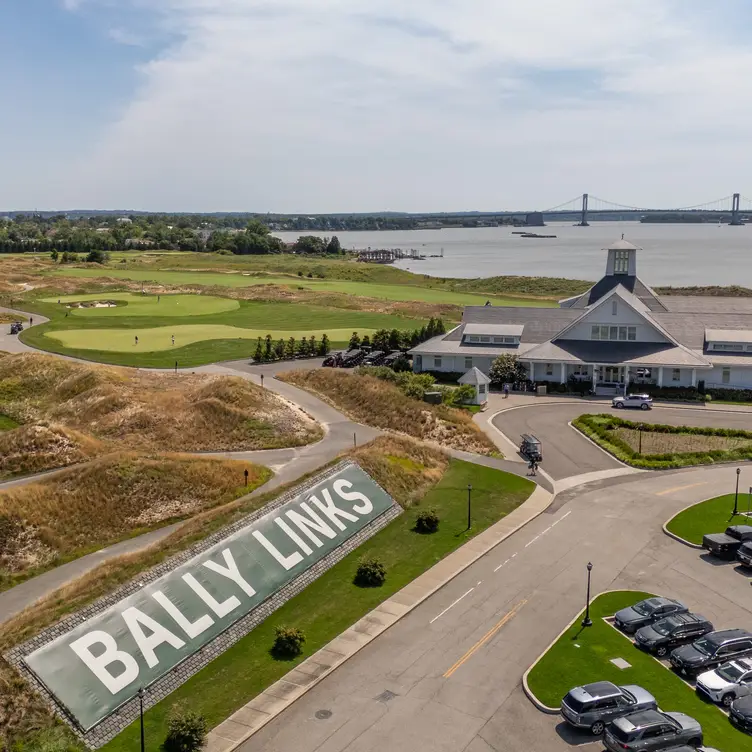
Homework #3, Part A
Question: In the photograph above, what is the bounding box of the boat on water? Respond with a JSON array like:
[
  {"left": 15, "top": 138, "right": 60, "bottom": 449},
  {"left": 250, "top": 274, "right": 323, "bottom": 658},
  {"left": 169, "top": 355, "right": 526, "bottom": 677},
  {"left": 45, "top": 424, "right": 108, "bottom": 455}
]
[{"left": 519, "top": 232, "right": 557, "bottom": 239}]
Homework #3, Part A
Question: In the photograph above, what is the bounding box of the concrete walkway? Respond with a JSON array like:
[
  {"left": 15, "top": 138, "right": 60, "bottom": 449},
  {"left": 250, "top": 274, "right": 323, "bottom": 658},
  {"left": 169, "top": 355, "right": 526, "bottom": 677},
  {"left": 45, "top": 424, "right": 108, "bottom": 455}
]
[{"left": 0, "top": 306, "right": 48, "bottom": 354}]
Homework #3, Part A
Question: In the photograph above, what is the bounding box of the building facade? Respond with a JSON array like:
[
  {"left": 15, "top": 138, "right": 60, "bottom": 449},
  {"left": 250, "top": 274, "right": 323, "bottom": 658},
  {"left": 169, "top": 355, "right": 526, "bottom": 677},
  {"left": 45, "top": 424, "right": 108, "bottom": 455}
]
[{"left": 410, "top": 239, "right": 752, "bottom": 393}]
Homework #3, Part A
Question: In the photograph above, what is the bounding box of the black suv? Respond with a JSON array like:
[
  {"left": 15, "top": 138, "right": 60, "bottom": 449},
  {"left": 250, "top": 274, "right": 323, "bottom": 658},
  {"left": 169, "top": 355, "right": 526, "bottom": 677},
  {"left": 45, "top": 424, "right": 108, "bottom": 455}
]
[
  {"left": 603, "top": 709, "right": 702, "bottom": 751},
  {"left": 614, "top": 597, "right": 688, "bottom": 634},
  {"left": 730, "top": 695, "right": 752, "bottom": 734},
  {"left": 702, "top": 525, "right": 752, "bottom": 560},
  {"left": 670, "top": 629, "right": 752, "bottom": 677},
  {"left": 634, "top": 613, "right": 714, "bottom": 658}
]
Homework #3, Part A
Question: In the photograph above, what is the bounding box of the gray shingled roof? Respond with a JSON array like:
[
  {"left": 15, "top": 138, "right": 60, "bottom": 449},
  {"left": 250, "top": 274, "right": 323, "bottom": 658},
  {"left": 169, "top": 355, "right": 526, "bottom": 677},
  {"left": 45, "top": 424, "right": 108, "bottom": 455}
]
[
  {"left": 458, "top": 367, "right": 491, "bottom": 385},
  {"left": 563, "top": 274, "right": 667, "bottom": 312},
  {"left": 522, "top": 340, "right": 711, "bottom": 367}
]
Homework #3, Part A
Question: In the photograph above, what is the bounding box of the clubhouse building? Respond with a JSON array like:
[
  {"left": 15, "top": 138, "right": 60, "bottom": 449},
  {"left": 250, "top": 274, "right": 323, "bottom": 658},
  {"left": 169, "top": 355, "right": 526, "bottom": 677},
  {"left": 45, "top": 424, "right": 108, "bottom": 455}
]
[{"left": 410, "top": 239, "right": 752, "bottom": 393}]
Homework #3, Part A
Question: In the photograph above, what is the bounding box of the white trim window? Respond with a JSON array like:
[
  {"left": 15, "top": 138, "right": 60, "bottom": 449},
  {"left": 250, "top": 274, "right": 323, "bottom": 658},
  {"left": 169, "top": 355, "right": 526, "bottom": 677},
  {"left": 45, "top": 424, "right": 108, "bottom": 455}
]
[
  {"left": 672, "top": 368, "right": 681, "bottom": 382},
  {"left": 722, "top": 367, "right": 731, "bottom": 384},
  {"left": 434, "top": 357, "right": 442, "bottom": 369},
  {"left": 612, "top": 300, "right": 618, "bottom": 316},
  {"left": 465, "top": 357, "right": 472, "bottom": 369},
  {"left": 545, "top": 363, "right": 554, "bottom": 376},
  {"left": 591, "top": 325, "right": 637, "bottom": 341},
  {"left": 614, "top": 249, "right": 629, "bottom": 274}
]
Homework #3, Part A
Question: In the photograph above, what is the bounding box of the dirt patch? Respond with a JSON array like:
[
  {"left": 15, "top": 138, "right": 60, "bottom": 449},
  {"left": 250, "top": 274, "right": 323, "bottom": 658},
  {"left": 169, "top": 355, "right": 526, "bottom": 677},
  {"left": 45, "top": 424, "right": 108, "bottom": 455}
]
[{"left": 613, "top": 426, "right": 752, "bottom": 455}]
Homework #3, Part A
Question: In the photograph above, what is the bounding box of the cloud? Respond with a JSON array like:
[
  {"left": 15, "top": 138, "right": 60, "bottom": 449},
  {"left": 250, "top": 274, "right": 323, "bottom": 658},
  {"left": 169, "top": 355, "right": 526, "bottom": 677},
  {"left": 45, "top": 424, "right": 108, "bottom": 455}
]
[{"left": 43, "top": 1, "right": 752, "bottom": 210}]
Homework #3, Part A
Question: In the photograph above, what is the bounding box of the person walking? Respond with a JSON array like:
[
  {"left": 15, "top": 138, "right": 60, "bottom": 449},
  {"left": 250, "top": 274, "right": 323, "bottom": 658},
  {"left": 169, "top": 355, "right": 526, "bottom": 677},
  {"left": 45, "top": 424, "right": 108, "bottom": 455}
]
[
  {"left": 29, "top": 316, "right": 33, "bottom": 326},
  {"left": 172, "top": 335, "right": 175, "bottom": 346},
  {"left": 135, "top": 335, "right": 139, "bottom": 346},
  {"left": 527, "top": 459, "right": 535, "bottom": 476},
  {"left": 158, "top": 295, "right": 161, "bottom": 303},
  {"left": 503, "top": 383, "right": 509, "bottom": 399},
  {"left": 531, "top": 459, "right": 538, "bottom": 476}
]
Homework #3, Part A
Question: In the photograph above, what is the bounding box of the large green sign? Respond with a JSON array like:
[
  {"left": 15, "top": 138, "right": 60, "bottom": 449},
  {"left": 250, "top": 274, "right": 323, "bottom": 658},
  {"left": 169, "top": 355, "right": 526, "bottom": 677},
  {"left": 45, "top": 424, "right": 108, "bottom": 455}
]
[{"left": 24, "top": 463, "right": 396, "bottom": 731}]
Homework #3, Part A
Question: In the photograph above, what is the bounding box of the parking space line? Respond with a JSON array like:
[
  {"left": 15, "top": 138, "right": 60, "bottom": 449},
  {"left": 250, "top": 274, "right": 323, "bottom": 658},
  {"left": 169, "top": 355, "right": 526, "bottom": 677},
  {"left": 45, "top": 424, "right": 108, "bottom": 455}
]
[{"left": 429, "top": 587, "right": 475, "bottom": 624}]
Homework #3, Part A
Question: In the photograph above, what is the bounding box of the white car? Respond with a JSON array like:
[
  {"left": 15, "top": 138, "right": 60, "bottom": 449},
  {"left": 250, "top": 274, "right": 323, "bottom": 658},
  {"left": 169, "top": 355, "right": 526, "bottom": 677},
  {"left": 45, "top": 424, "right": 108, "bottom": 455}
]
[
  {"left": 612, "top": 393, "right": 653, "bottom": 410},
  {"left": 695, "top": 658, "right": 752, "bottom": 707}
]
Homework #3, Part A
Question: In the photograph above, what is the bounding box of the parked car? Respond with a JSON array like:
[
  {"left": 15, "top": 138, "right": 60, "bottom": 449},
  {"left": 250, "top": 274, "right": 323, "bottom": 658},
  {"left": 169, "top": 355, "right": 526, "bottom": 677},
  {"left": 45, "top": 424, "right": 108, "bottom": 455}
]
[
  {"left": 9, "top": 321, "right": 23, "bottom": 335},
  {"left": 738, "top": 541, "right": 752, "bottom": 567},
  {"left": 634, "top": 613, "right": 714, "bottom": 658},
  {"left": 362, "top": 350, "right": 387, "bottom": 366},
  {"left": 322, "top": 351, "right": 345, "bottom": 367},
  {"left": 670, "top": 629, "right": 752, "bottom": 677},
  {"left": 560, "top": 681, "right": 657, "bottom": 736},
  {"left": 519, "top": 433, "right": 543, "bottom": 462},
  {"left": 695, "top": 657, "right": 752, "bottom": 707},
  {"left": 612, "top": 393, "right": 653, "bottom": 410},
  {"left": 702, "top": 525, "right": 752, "bottom": 560},
  {"left": 614, "top": 597, "right": 688, "bottom": 634},
  {"left": 341, "top": 349, "right": 366, "bottom": 368},
  {"left": 730, "top": 694, "right": 752, "bottom": 734},
  {"left": 603, "top": 710, "right": 702, "bottom": 751}
]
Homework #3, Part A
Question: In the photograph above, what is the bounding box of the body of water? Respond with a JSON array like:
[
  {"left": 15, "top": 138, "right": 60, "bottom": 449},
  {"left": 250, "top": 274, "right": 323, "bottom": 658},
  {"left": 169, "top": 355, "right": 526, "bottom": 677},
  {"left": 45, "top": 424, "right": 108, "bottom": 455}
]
[{"left": 274, "top": 222, "right": 752, "bottom": 286}]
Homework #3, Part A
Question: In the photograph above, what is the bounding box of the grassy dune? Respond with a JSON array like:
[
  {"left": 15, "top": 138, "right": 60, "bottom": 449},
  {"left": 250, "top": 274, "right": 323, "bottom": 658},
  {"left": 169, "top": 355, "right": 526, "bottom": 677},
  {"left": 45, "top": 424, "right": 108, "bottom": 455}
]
[
  {"left": 279, "top": 368, "right": 497, "bottom": 455},
  {"left": 0, "top": 454, "right": 270, "bottom": 589}
]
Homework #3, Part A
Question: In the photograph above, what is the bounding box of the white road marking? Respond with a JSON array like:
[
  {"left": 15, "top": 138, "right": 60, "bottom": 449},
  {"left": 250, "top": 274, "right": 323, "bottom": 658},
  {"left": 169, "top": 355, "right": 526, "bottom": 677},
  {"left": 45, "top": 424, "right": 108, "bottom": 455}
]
[
  {"left": 494, "top": 559, "right": 511, "bottom": 572},
  {"left": 525, "top": 535, "right": 541, "bottom": 548},
  {"left": 430, "top": 587, "right": 475, "bottom": 624},
  {"left": 551, "top": 510, "right": 572, "bottom": 527}
]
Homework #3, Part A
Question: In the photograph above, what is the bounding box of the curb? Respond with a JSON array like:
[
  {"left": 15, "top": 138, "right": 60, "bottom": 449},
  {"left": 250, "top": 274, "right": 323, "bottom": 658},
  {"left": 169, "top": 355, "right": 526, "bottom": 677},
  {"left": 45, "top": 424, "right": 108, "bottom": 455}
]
[
  {"left": 205, "top": 483, "right": 555, "bottom": 752},
  {"left": 521, "top": 589, "right": 644, "bottom": 715},
  {"left": 662, "top": 500, "right": 712, "bottom": 550},
  {"left": 567, "top": 420, "right": 634, "bottom": 470}
]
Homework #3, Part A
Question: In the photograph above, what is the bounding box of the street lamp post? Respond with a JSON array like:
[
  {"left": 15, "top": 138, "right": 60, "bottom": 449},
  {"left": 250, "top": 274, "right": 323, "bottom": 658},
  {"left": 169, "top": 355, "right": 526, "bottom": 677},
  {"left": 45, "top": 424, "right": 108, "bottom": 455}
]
[
  {"left": 582, "top": 562, "right": 594, "bottom": 627},
  {"left": 735, "top": 468, "right": 741, "bottom": 516},
  {"left": 138, "top": 688, "right": 145, "bottom": 752},
  {"left": 467, "top": 484, "right": 472, "bottom": 530}
]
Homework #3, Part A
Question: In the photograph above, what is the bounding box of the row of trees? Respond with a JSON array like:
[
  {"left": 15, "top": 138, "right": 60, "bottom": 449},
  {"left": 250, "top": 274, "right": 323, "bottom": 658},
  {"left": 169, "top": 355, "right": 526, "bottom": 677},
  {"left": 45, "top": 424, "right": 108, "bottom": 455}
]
[
  {"left": 253, "top": 334, "right": 331, "bottom": 362},
  {"left": 350, "top": 318, "right": 447, "bottom": 352}
]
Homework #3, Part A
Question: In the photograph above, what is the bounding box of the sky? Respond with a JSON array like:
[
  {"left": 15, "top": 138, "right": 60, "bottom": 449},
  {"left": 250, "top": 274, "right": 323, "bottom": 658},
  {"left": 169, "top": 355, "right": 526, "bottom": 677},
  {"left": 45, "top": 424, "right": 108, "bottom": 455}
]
[{"left": 3, "top": 0, "right": 752, "bottom": 213}]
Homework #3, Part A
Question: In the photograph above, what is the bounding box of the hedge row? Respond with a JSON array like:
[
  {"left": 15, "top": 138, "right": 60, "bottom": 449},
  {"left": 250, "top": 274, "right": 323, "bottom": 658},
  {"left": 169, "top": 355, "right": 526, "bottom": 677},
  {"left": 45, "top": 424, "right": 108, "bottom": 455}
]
[{"left": 573, "top": 413, "right": 752, "bottom": 469}]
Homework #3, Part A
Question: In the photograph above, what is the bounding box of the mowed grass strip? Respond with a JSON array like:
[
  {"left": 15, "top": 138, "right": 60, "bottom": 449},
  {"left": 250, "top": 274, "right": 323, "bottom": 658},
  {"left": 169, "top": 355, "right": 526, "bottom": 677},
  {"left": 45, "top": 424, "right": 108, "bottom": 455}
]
[
  {"left": 44, "top": 325, "right": 379, "bottom": 352},
  {"left": 48, "top": 267, "right": 555, "bottom": 307},
  {"left": 666, "top": 494, "right": 749, "bottom": 545},
  {"left": 102, "top": 457, "right": 534, "bottom": 752},
  {"left": 526, "top": 591, "right": 752, "bottom": 751},
  {"left": 279, "top": 368, "right": 498, "bottom": 455},
  {"left": 0, "top": 454, "right": 269, "bottom": 591}
]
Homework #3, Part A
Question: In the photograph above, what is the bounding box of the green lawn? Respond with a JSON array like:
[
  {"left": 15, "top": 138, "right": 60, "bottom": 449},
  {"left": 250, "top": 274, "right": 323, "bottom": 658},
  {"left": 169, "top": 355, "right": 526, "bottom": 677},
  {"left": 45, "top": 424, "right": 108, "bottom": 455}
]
[
  {"left": 40, "top": 292, "right": 239, "bottom": 317},
  {"left": 526, "top": 591, "right": 752, "bottom": 751},
  {"left": 666, "top": 494, "right": 751, "bottom": 545},
  {"left": 48, "top": 267, "right": 555, "bottom": 308},
  {"left": 103, "top": 460, "right": 534, "bottom": 752},
  {"left": 0, "top": 414, "right": 19, "bottom": 431}
]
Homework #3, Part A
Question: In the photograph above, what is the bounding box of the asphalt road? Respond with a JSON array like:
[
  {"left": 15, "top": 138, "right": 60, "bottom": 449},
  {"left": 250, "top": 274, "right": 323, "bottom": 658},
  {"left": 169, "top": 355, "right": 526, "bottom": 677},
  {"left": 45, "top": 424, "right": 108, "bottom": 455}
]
[
  {"left": 239, "top": 465, "right": 752, "bottom": 752},
  {"left": 493, "top": 401, "right": 752, "bottom": 480}
]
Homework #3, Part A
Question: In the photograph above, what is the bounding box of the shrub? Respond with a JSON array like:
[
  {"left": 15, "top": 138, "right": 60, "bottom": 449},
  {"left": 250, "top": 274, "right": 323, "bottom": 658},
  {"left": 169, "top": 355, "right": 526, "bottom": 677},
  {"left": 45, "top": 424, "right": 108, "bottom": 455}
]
[
  {"left": 272, "top": 626, "right": 306, "bottom": 658},
  {"left": 414, "top": 508, "right": 440, "bottom": 534},
  {"left": 161, "top": 707, "right": 208, "bottom": 752},
  {"left": 354, "top": 558, "right": 386, "bottom": 587}
]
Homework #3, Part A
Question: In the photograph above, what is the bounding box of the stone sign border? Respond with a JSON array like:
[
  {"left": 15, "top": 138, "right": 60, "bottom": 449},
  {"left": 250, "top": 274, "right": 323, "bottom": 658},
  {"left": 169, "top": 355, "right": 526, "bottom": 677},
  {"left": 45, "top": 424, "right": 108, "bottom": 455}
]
[{"left": 6, "top": 460, "right": 401, "bottom": 749}]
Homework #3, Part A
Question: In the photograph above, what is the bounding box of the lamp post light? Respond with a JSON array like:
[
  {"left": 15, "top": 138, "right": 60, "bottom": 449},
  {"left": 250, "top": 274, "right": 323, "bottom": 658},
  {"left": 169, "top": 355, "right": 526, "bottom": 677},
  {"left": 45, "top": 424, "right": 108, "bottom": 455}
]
[
  {"left": 582, "top": 562, "right": 594, "bottom": 628},
  {"left": 735, "top": 468, "right": 741, "bottom": 516},
  {"left": 467, "top": 484, "right": 473, "bottom": 530},
  {"left": 748, "top": 486, "right": 752, "bottom": 520},
  {"left": 638, "top": 424, "right": 643, "bottom": 455},
  {"left": 138, "top": 687, "right": 145, "bottom": 752}
]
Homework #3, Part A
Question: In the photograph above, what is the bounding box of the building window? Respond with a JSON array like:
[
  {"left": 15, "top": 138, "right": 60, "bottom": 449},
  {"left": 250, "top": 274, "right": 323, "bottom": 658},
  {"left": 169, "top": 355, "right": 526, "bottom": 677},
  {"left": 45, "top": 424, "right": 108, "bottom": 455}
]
[
  {"left": 609, "top": 326, "right": 618, "bottom": 340},
  {"left": 478, "top": 384, "right": 486, "bottom": 395},
  {"left": 592, "top": 324, "right": 637, "bottom": 341},
  {"left": 465, "top": 357, "right": 472, "bottom": 370},
  {"left": 612, "top": 301, "right": 618, "bottom": 316},
  {"left": 480, "top": 336, "right": 490, "bottom": 343},
  {"left": 614, "top": 249, "right": 629, "bottom": 274},
  {"left": 627, "top": 326, "right": 636, "bottom": 341},
  {"left": 415, "top": 355, "right": 422, "bottom": 370},
  {"left": 591, "top": 325, "right": 600, "bottom": 340},
  {"left": 723, "top": 367, "right": 731, "bottom": 384},
  {"left": 434, "top": 357, "right": 442, "bottom": 369},
  {"left": 467, "top": 335, "right": 479, "bottom": 343},
  {"left": 504, "top": 336, "right": 516, "bottom": 344},
  {"left": 672, "top": 368, "right": 681, "bottom": 382},
  {"left": 545, "top": 363, "right": 554, "bottom": 376}
]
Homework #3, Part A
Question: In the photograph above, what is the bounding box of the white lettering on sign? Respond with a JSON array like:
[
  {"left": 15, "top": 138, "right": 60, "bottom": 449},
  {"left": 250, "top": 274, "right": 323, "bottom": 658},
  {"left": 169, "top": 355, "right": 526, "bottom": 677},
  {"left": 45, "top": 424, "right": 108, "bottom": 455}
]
[
  {"left": 182, "top": 574, "right": 240, "bottom": 617},
  {"left": 122, "top": 607, "right": 186, "bottom": 669},
  {"left": 286, "top": 503, "right": 337, "bottom": 548},
  {"left": 203, "top": 549, "right": 256, "bottom": 598},
  {"left": 151, "top": 591, "right": 214, "bottom": 639},
  {"left": 274, "top": 517, "right": 313, "bottom": 555},
  {"left": 252, "top": 529, "right": 304, "bottom": 570},
  {"left": 69, "top": 631, "right": 139, "bottom": 695},
  {"left": 311, "top": 488, "right": 359, "bottom": 530},
  {"left": 333, "top": 479, "right": 373, "bottom": 515}
]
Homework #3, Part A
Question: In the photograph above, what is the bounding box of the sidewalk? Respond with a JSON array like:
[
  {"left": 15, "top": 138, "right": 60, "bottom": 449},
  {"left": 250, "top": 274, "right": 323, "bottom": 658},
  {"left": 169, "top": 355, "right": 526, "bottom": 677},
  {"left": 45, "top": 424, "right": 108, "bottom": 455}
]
[{"left": 205, "top": 483, "right": 553, "bottom": 752}]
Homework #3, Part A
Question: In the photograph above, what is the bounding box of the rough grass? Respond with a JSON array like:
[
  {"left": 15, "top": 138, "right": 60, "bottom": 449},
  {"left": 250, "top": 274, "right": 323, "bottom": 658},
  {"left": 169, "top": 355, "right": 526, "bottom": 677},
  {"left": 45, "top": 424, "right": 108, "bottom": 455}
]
[
  {"left": 666, "top": 494, "right": 750, "bottom": 545},
  {"left": 614, "top": 427, "right": 752, "bottom": 455},
  {"left": 0, "top": 352, "right": 322, "bottom": 466},
  {"left": 0, "top": 414, "right": 20, "bottom": 431},
  {"left": 526, "top": 591, "right": 752, "bottom": 752},
  {"left": 0, "top": 453, "right": 270, "bottom": 587},
  {"left": 279, "top": 368, "right": 498, "bottom": 455},
  {"left": 0, "top": 313, "right": 26, "bottom": 324}
]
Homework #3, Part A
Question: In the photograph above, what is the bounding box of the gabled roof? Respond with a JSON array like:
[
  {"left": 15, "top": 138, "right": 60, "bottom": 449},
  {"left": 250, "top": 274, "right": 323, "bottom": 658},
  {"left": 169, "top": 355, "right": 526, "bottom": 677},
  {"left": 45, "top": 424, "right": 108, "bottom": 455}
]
[
  {"left": 458, "top": 367, "right": 491, "bottom": 385},
  {"left": 560, "top": 274, "right": 666, "bottom": 311}
]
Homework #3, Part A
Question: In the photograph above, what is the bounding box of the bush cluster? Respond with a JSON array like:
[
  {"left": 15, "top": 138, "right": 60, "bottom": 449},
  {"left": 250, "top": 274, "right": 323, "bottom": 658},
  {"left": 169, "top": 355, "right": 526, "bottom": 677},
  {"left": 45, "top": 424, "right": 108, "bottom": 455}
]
[
  {"left": 353, "top": 558, "right": 387, "bottom": 587},
  {"left": 573, "top": 413, "right": 752, "bottom": 469},
  {"left": 161, "top": 707, "right": 208, "bottom": 752},
  {"left": 272, "top": 626, "right": 306, "bottom": 658},
  {"left": 414, "top": 508, "right": 440, "bottom": 534}
]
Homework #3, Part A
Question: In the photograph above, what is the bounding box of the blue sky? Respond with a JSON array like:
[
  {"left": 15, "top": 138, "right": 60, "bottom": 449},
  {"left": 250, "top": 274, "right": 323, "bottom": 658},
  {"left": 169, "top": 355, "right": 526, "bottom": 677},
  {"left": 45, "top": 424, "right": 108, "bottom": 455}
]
[{"left": 3, "top": 1, "right": 752, "bottom": 212}]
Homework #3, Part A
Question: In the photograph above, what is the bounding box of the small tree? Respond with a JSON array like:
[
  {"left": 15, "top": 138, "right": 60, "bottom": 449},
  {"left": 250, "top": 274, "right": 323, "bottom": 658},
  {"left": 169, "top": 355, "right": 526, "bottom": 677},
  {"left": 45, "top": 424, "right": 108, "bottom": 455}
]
[
  {"left": 349, "top": 331, "right": 361, "bottom": 350},
  {"left": 50, "top": 249, "right": 59, "bottom": 261},
  {"left": 86, "top": 249, "right": 109, "bottom": 264},
  {"left": 354, "top": 558, "right": 386, "bottom": 587},
  {"left": 161, "top": 706, "right": 207, "bottom": 752},
  {"left": 298, "top": 336, "right": 309, "bottom": 357},
  {"left": 309, "top": 334, "right": 317, "bottom": 355},
  {"left": 372, "top": 329, "right": 389, "bottom": 352},
  {"left": 253, "top": 337, "right": 264, "bottom": 363},
  {"left": 326, "top": 235, "right": 342, "bottom": 254},
  {"left": 319, "top": 333, "right": 330, "bottom": 355},
  {"left": 388, "top": 329, "right": 401, "bottom": 350},
  {"left": 361, "top": 334, "right": 371, "bottom": 349},
  {"left": 285, "top": 337, "right": 296, "bottom": 359},
  {"left": 272, "top": 626, "right": 306, "bottom": 658},
  {"left": 426, "top": 317, "right": 437, "bottom": 338},
  {"left": 264, "top": 334, "right": 273, "bottom": 361},
  {"left": 274, "top": 338, "right": 285, "bottom": 360},
  {"left": 488, "top": 353, "right": 527, "bottom": 387},
  {"left": 435, "top": 318, "right": 446, "bottom": 335},
  {"left": 414, "top": 509, "right": 440, "bottom": 534}
]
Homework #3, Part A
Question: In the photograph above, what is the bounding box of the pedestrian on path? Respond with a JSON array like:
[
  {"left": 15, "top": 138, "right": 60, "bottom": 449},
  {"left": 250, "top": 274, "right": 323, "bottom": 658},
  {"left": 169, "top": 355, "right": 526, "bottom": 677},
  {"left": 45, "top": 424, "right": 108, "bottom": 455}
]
[
  {"left": 158, "top": 295, "right": 161, "bottom": 303},
  {"left": 503, "top": 384, "right": 509, "bottom": 398},
  {"left": 135, "top": 335, "right": 139, "bottom": 346},
  {"left": 29, "top": 317, "right": 33, "bottom": 326},
  {"left": 172, "top": 334, "right": 175, "bottom": 346}
]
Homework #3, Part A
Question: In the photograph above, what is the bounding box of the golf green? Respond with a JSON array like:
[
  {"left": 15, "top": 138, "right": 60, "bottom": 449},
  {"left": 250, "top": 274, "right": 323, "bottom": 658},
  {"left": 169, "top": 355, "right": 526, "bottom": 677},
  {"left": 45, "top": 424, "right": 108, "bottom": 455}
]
[
  {"left": 40, "top": 292, "right": 239, "bottom": 317},
  {"left": 45, "top": 325, "right": 379, "bottom": 352}
]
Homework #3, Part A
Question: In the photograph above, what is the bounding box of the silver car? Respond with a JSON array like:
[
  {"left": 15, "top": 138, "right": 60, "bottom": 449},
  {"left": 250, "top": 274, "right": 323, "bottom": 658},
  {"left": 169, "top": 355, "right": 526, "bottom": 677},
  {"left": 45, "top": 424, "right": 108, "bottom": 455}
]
[
  {"left": 612, "top": 393, "right": 653, "bottom": 410},
  {"left": 560, "top": 681, "right": 657, "bottom": 736},
  {"left": 603, "top": 710, "right": 702, "bottom": 751},
  {"left": 695, "top": 657, "right": 752, "bottom": 706}
]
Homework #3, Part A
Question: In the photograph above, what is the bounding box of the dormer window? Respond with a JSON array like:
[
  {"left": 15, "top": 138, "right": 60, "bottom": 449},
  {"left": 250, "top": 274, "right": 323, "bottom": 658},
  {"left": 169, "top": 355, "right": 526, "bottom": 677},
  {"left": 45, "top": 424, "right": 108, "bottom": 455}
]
[
  {"left": 612, "top": 300, "right": 618, "bottom": 316},
  {"left": 614, "top": 250, "right": 629, "bottom": 274}
]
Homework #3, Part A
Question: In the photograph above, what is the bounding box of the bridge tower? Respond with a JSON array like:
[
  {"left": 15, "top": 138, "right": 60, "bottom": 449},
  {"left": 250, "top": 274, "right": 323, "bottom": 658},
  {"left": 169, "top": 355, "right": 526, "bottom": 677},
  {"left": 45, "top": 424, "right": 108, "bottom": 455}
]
[
  {"left": 731, "top": 193, "right": 743, "bottom": 226},
  {"left": 577, "top": 193, "right": 590, "bottom": 227}
]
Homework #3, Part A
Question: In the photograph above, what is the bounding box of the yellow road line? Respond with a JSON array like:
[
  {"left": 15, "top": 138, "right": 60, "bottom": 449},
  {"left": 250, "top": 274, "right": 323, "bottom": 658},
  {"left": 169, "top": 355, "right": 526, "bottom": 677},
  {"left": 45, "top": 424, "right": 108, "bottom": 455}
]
[
  {"left": 655, "top": 481, "right": 707, "bottom": 496},
  {"left": 443, "top": 599, "right": 527, "bottom": 679}
]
